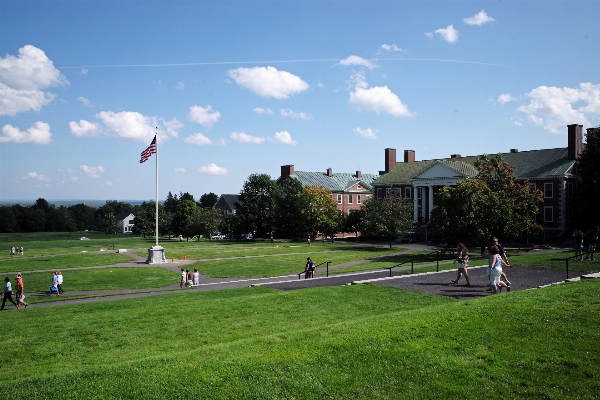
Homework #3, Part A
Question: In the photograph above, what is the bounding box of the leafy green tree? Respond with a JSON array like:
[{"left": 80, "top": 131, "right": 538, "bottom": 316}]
[
  {"left": 297, "top": 185, "right": 339, "bottom": 239},
  {"left": 68, "top": 203, "right": 96, "bottom": 231},
  {"left": 0, "top": 206, "right": 18, "bottom": 233},
  {"left": 172, "top": 199, "right": 197, "bottom": 240},
  {"left": 103, "top": 213, "right": 118, "bottom": 235},
  {"left": 429, "top": 153, "right": 543, "bottom": 245},
  {"left": 236, "top": 174, "right": 282, "bottom": 236},
  {"left": 362, "top": 189, "right": 413, "bottom": 248},
  {"left": 164, "top": 191, "right": 179, "bottom": 214},
  {"left": 219, "top": 213, "right": 242, "bottom": 239},
  {"left": 199, "top": 192, "right": 219, "bottom": 209},
  {"left": 189, "top": 208, "right": 222, "bottom": 240},
  {"left": 575, "top": 126, "right": 600, "bottom": 228},
  {"left": 275, "top": 177, "right": 304, "bottom": 239},
  {"left": 132, "top": 201, "right": 156, "bottom": 238},
  {"left": 159, "top": 208, "right": 174, "bottom": 238},
  {"left": 345, "top": 208, "right": 365, "bottom": 238}
]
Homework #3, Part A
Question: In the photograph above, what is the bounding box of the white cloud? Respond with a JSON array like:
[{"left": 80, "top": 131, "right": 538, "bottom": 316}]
[
  {"left": 425, "top": 32, "right": 434, "bottom": 38},
  {"left": 184, "top": 133, "right": 212, "bottom": 145},
  {"left": 23, "top": 171, "right": 51, "bottom": 181},
  {"left": 81, "top": 68, "right": 88, "bottom": 75},
  {"left": 96, "top": 111, "right": 157, "bottom": 142},
  {"left": 354, "top": 127, "right": 378, "bottom": 139},
  {"left": 272, "top": 131, "right": 297, "bottom": 145},
  {"left": 348, "top": 73, "right": 412, "bottom": 117},
  {"left": 434, "top": 25, "right": 459, "bottom": 43},
  {"left": 188, "top": 105, "right": 221, "bottom": 128},
  {"left": 199, "top": 163, "right": 227, "bottom": 175},
  {"left": 280, "top": 109, "right": 312, "bottom": 120},
  {"left": 463, "top": 10, "right": 494, "bottom": 26},
  {"left": 253, "top": 107, "right": 273, "bottom": 114},
  {"left": 0, "top": 121, "right": 52, "bottom": 144},
  {"left": 0, "top": 45, "right": 68, "bottom": 116},
  {"left": 498, "top": 93, "right": 516, "bottom": 104},
  {"left": 338, "top": 55, "right": 377, "bottom": 69},
  {"left": 228, "top": 66, "right": 309, "bottom": 99},
  {"left": 77, "top": 96, "right": 93, "bottom": 107},
  {"left": 174, "top": 168, "right": 186, "bottom": 173},
  {"left": 105, "top": 181, "right": 113, "bottom": 186},
  {"left": 380, "top": 44, "right": 404, "bottom": 53},
  {"left": 517, "top": 83, "right": 600, "bottom": 133},
  {"left": 230, "top": 131, "right": 265, "bottom": 144},
  {"left": 175, "top": 81, "right": 185, "bottom": 90},
  {"left": 79, "top": 165, "right": 105, "bottom": 178},
  {"left": 69, "top": 119, "right": 100, "bottom": 137},
  {"left": 161, "top": 117, "right": 184, "bottom": 137}
]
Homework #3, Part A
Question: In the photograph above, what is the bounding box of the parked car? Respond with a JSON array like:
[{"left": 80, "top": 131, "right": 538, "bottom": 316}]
[{"left": 210, "top": 233, "right": 224, "bottom": 240}]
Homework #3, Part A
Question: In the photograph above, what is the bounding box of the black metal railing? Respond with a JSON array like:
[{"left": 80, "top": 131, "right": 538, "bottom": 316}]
[
  {"left": 297, "top": 261, "right": 331, "bottom": 279},
  {"left": 385, "top": 251, "right": 442, "bottom": 277},
  {"left": 551, "top": 251, "right": 595, "bottom": 280}
]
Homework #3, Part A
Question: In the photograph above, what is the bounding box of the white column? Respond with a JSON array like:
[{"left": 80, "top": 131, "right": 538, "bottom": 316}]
[
  {"left": 428, "top": 186, "right": 434, "bottom": 221},
  {"left": 413, "top": 186, "right": 419, "bottom": 222},
  {"left": 420, "top": 187, "right": 426, "bottom": 223}
]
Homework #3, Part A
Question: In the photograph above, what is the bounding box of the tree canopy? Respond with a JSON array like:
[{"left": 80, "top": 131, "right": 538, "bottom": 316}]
[
  {"left": 362, "top": 188, "right": 413, "bottom": 248},
  {"left": 575, "top": 126, "right": 600, "bottom": 228},
  {"left": 236, "top": 174, "right": 281, "bottom": 236}
]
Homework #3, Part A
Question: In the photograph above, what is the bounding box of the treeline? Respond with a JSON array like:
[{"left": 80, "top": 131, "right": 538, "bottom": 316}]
[{"left": 0, "top": 192, "right": 219, "bottom": 234}]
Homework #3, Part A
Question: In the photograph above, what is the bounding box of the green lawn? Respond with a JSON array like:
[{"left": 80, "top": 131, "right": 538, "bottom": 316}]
[
  {"left": 0, "top": 252, "right": 135, "bottom": 273},
  {"left": 1, "top": 280, "right": 599, "bottom": 398}
]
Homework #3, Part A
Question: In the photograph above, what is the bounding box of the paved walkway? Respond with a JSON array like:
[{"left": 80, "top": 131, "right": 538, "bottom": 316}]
[{"left": 6, "top": 243, "right": 598, "bottom": 309}]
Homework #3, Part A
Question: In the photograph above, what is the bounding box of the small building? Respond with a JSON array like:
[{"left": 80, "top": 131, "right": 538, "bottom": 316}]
[
  {"left": 214, "top": 194, "right": 241, "bottom": 215},
  {"left": 115, "top": 212, "right": 135, "bottom": 233},
  {"left": 278, "top": 165, "right": 379, "bottom": 214}
]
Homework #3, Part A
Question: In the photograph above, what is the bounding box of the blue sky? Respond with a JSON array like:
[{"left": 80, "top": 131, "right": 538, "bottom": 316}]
[{"left": 1, "top": 0, "right": 599, "bottom": 202}]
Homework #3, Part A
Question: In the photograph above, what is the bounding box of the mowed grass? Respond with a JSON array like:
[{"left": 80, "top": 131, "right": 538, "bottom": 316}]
[
  {"left": 1, "top": 280, "right": 599, "bottom": 398},
  {"left": 192, "top": 247, "right": 402, "bottom": 278},
  {"left": 19, "top": 267, "right": 180, "bottom": 295},
  {"left": 0, "top": 252, "right": 135, "bottom": 273}
]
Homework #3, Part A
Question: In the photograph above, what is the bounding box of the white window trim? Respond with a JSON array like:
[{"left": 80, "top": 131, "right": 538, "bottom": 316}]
[
  {"left": 337, "top": 194, "right": 342, "bottom": 204},
  {"left": 348, "top": 194, "right": 353, "bottom": 204},
  {"left": 357, "top": 194, "right": 361, "bottom": 204}
]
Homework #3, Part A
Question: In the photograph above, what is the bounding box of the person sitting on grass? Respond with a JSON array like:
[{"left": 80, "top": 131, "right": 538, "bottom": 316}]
[{"left": 451, "top": 242, "right": 471, "bottom": 286}]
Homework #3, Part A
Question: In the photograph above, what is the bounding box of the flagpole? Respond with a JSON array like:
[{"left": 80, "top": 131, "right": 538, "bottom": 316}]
[{"left": 155, "top": 128, "right": 159, "bottom": 247}]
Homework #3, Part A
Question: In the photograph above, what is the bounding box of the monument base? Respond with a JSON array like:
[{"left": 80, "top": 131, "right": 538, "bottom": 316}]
[{"left": 146, "top": 245, "right": 167, "bottom": 264}]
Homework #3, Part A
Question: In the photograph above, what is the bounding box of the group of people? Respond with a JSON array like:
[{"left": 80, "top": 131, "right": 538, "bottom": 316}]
[
  {"left": 573, "top": 227, "right": 598, "bottom": 261},
  {"left": 451, "top": 238, "right": 512, "bottom": 294},
  {"left": 50, "top": 271, "right": 64, "bottom": 295},
  {"left": 2, "top": 273, "right": 28, "bottom": 310},
  {"left": 9, "top": 246, "right": 23, "bottom": 256},
  {"left": 180, "top": 268, "right": 200, "bottom": 287}
]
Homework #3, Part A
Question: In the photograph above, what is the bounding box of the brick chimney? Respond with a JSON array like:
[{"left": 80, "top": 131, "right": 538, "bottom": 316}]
[
  {"left": 450, "top": 154, "right": 461, "bottom": 159},
  {"left": 280, "top": 165, "right": 294, "bottom": 180},
  {"left": 510, "top": 149, "right": 519, "bottom": 153},
  {"left": 356, "top": 170, "right": 361, "bottom": 179},
  {"left": 567, "top": 124, "right": 583, "bottom": 160},
  {"left": 385, "top": 148, "right": 397, "bottom": 173},
  {"left": 404, "top": 150, "right": 415, "bottom": 163},
  {"left": 326, "top": 168, "right": 333, "bottom": 177}
]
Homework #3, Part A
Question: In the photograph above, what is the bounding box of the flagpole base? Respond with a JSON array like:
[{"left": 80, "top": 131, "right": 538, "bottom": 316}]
[{"left": 146, "top": 245, "right": 167, "bottom": 264}]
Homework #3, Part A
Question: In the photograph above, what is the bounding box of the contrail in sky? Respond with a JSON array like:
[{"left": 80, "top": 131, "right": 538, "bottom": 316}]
[{"left": 59, "top": 58, "right": 507, "bottom": 69}]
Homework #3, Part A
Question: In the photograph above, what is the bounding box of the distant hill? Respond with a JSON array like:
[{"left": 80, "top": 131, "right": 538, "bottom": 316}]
[{"left": 0, "top": 200, "right": 162, "bottom": 207}]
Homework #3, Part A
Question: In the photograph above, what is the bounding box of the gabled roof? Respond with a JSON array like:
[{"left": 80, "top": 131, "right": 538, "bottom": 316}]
[
  {"left": 115, "top": 212, "right": 134, "bottom": 221},
  {"left": 290, "top": 171, "right": 380, "bottom": 191},
  {"left": 216, "top": 194, "right": 241, "bottom": 210},
  {"left": 412, "top": 160, "right": 478, "bottom": 180},
  {"left": 373, "top": 147, "right": 576, "bottom": 185}
]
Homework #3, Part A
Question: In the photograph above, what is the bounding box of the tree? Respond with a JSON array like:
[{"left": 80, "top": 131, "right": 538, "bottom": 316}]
[
  {"left": 189, "top": 208, "right": 222, "bottom": 240},
  {"left": 199, "top": 192, "right": 219, "bottom": 209},
  {"left": 297, "top": 185, "right": 339, "bottom": 239},
  {"left": 429, "top": 153, "right": 543, "bottom": 245},
  {"left": 362, "top": 189, "right": 413, "bottom": 248},
  {"left": 172, "top": 199, "right": 197, "bottom": 240},
  {"left": 219, "top": 213, "right": 242, "bottom": 239},
  {"left": 275, "top": 177, "right": 304, "bottom": 238},
  {"left": 236, "top": 174, "right": 282, "bottom": 236},
  {"left": 103, "top": 213, "right": 118, "bottom": 235},
  {"left": 0, "top": 206, "right": 18, "bottom": 233},
  {"left": 132, "top": 201, "right": 156, "bottom": 238},
  {"left": 345, "top": 208, "right": 365, "bottom": 238},
  {"left": 163, "top": 191, "right": 179, "bottom": 214},
  {"left": 575, "top": 126, "right": 600, "bottom": 228}
]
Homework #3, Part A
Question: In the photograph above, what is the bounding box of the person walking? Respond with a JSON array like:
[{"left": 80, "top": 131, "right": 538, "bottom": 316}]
[
  {"left": 305, "top": 257, "right": 315, "bottom": 279},
  {"left": 51, "top": 272, "right": 59, "bottom": 295},
  {"left": 584, "top": 227, "right": 598, "bottom": 261},
  {"left": 180, "top": 269, "right": 186, "bottom": 288},
  {"left": 487, "top": 246, "right": 511, "bottom": 294},
  {"left": 1, "top": 277, "right": 18, "bottom": 310},
  {"left": 193, "top": 269, "right": 200, "bottom": 286},
  {"left": 56, "top": 271, "right": 64, "bottom": 294},
  {"left": 573, "top": 229, "right": 584, "bottom": 260},
  {"left": 15, "top": 273, "right": 27, "bottom": 308},
  {"left": 451, "top": 242, "right": 471, "bottom": 286}
]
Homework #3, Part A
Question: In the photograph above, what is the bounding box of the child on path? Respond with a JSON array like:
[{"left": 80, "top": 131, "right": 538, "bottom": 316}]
[
  {"left": 1, "top": 277, "right": 18, "bottom": 310},
  {"left": 451, "top": 242, "right": 471, "bottom": 286},
  {"left": 15, "top": 273, "right": 27, "bottom": 308},
  {"left": 193, "top": 269, "right": 199, "bottom": 286},
  {"left": 57, "top": 271, "right": 64, "bottom": 294},
  {"left": 180, "top": 269, "right": 186, "bottom": 288}
]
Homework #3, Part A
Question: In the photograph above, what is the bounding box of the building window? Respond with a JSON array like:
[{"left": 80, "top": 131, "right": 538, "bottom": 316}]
[
  {"left": 357, "top": 195, "right": 361, "bottom": 204},
  {"left": 567, "top": 207, "right": 574, "bottom": 222},
  {"left": 544, "top": 206, "right": 553, "bottom": 222},
  {"left": 348, "top": 194, "right": 353, "bottom": 204},
  {"left": 377, "top": 188, "right": 383, "bottom": 199},
  {"left": 394, "top": 188, "right": 401, "bottom": 197},
  {"left": 404, "top": 187, "right": 411, "bottom": 198},
  {"left": 128, "top": 219, "right": 134, "bottom": 224},
  {"left": 544, "top": 183, "right": 553, "bottom": 198},
  {"left": 337, "top": 194, "right": 342, "bottom": 204},
  {"left": 567, "top": 182, "right": 574, "bottom": 198}
]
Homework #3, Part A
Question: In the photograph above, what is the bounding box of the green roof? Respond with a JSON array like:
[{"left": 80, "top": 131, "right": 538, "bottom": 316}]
[
  {"left": 291, "top": 171, "right": 380, "bottom": 191},
  {"left": 373, "top": 147, "right": 575, "bottom": 185}
]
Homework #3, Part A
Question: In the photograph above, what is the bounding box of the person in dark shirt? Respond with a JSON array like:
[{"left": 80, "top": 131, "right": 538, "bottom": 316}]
[
  {"left": 573, "top": 230, "right": 584, "bottom": 260},
  {"left": 585, "top": 227, "right": 598, "bottom": 261}
]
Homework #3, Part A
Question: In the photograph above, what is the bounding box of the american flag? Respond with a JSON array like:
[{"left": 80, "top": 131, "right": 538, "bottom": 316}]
[{"left": 140, "top": 135, "right": 157, "bottom": 163}]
